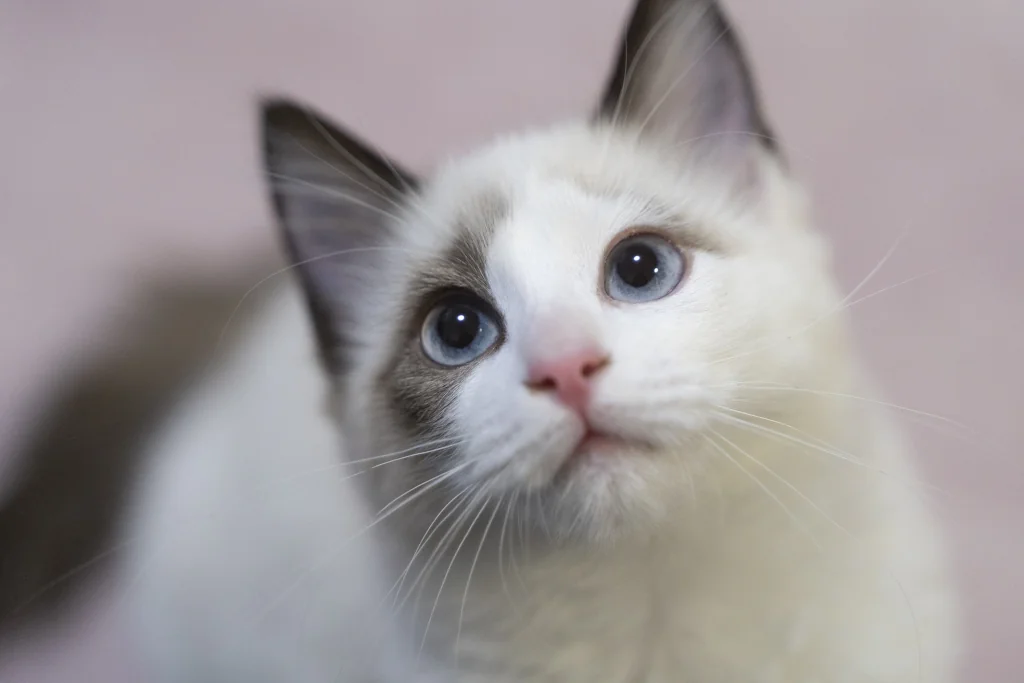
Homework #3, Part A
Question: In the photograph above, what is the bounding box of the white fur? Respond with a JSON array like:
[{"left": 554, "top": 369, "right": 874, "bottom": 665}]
[{"left": 123, "top": 123, "right": 959, "bottom": 682}]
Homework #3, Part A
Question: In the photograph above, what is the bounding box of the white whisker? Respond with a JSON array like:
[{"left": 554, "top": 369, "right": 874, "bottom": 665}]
[
  {"left": 387, "top": 486, "right": 473, "bottom": 610},
  {"left": 497, "top": 491, "right": 520, "bottom": 608},
  {"left": 418, "top": 488, "right": 489, "bottom": 655},
  {"left": 707, "top": 228, "right": 924, "bottom": 369},
  {"left": 374, "top": 462, "right": 468, "bottom": 521},
  {"left": 456, "top": 495, "right": 501, "bottom": 661},
  {"left": 397, "top": 488, "right": 478, "bottom": 617},
  {"left": 705, "top": 431, "right": 820, "bottom": 549},
  {"left": 714, "top": 430, "right": 853, "bottom": 539},
  {"left": 266, "top": 436, "right": 463, "bottom": 487},
  {"left": 713, "top": 408, "right": 946, "bottom": 497},
  {"left": 251, "top": 461, "right": 468, "bottom": 624},
  {"left": 733, "top": 383, "right": 970, "bottom": 432}
]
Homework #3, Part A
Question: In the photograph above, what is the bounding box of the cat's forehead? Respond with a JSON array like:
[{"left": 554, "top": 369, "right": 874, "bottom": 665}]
[{"left": 396, "top": 124, "right": 744, "bottom": 291}]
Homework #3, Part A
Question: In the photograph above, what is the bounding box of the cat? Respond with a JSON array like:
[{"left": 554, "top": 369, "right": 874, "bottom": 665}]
[{"left": 122, "top": 0, "right": 960, "bottom": 681}]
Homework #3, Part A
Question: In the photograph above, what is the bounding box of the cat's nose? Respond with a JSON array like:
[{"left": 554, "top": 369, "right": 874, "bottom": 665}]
[{"left": 525, "top": 349, "right": 610, "bottom": 415}]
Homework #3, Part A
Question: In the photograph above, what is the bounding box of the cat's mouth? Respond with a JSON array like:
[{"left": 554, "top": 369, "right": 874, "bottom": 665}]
[
  {"left": 558, "top": 426, "right": 657, "bottom": 475},
  {"left": 575, "top": 429, "right": 631, "bottom": 455}
]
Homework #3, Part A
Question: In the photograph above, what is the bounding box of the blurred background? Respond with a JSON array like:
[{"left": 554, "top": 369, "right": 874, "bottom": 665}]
[{"left": 0, "top": 0, "right": 1021, "bottom": 680}]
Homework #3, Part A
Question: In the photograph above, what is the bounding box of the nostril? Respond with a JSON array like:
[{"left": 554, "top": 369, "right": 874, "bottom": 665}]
[
  {"left": 529, "top": 375, "right": 558, "bottom": 391},
  {"left": 581, "top": 355, "right": 610, "bottom": 378}
]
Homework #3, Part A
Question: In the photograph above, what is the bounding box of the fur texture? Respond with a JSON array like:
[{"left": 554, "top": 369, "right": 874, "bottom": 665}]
[{"left": 123, "top": 1, "right": 959, "bottom": 681}]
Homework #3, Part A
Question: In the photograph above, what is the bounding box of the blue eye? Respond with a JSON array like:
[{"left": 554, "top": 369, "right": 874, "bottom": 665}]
[
  {"left": 421, "top": 294, "right": 501, "bottom": 366},
  {"left": 604, "top": 233, "right": 686, "bottom": 303}
]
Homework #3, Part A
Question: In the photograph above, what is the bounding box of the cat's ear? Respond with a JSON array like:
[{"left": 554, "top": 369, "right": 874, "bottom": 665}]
[
  {"left": 261, "top": 98, "right": 419, "bottom": 373},
  {"left": 597, "top": 0, "right": 779, "bottom": 161}
]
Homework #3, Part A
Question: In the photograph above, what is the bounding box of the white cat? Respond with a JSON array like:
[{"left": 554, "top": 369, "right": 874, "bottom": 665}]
[{"left": 122, "top": 1, "right": 960, "bottom": 681}]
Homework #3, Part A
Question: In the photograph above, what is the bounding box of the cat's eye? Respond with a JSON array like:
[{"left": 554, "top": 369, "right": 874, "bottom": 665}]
[
  {"left": 604, "top": 233, "right": 687, "bottom": 303},
  {"left": 421, "top": 293, "right": 502, "bottom": 367}
]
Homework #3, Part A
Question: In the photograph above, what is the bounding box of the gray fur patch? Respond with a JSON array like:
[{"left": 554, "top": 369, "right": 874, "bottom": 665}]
[{"left": 376, "top": 192, "right": 508, "bottom": 444}]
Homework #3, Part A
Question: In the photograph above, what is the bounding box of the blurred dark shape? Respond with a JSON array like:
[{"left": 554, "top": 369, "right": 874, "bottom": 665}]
[{"left": 0, "top": 259, "right": 273, "bottom": 635}]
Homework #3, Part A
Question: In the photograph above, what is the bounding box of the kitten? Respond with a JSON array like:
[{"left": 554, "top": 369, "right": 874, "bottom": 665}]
[{"left": 123, "top": 0, "right": 960, "bottom": 681}]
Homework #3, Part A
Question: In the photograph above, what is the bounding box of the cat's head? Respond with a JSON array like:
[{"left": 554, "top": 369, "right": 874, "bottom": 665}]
[{"left": 261, "top": 0, "right": 848, "bottom": 542}]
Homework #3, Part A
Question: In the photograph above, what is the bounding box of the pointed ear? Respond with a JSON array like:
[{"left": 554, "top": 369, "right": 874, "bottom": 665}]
[
  {"left": 261, "top": 98, "right": 419, "bottom": 373},
  {"left": 598, "top": 0, "right": 779, "bottom": 162}
]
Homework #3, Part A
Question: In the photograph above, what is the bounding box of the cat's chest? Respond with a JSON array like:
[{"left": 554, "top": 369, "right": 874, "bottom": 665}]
[
  {"left": 428, "top": 587, "right": 671, "bottom": 683},
  {"left": 432, "top": 603, "right": 824, "bottom": 683},
  {"left": 413, "top": 540, "right": 832, "bottom": 683}
]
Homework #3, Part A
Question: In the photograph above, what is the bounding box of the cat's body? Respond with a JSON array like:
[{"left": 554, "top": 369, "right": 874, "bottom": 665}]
[{"left": 122, "top": 1, "right": 959, "bottom": 681}]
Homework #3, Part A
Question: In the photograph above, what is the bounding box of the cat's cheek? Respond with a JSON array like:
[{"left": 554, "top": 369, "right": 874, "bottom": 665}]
[{"left": 448, "top": 357, "right": 527, "bottom": 479}]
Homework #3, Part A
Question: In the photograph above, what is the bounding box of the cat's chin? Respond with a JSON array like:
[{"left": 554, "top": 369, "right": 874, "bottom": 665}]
[{"left": 533, "top": 436, "right": 689, "bottom": 544}]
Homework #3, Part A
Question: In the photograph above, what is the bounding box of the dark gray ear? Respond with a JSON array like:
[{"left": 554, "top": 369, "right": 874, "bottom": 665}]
[
  {"left": 598, "top": 0, "right": 778, "bottom": 160},
  {"left": 261, "top": 98, "right": 419, "bottom": 372}
]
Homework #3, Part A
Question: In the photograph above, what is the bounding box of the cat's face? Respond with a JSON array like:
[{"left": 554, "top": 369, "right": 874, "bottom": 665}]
[{"left": 262, "top": 0, "right": 849, "bottom": 541}]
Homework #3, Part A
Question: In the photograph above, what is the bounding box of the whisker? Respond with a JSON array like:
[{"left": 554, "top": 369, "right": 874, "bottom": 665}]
[
  {"left": 714, "top": 430, "right": 853, "bottom": 539},
  {"left": 361, "top": 437, "right": 462, "bottom": 467},
  {"left": 390, "top": 420, "right": 537, "bottom": 616},
  {"left": 456, "top": 495, "right": 501, "bottom": 661},
  {"left": 374, "top": 462, "right": 468, "bottom": 521},
  {"left": 516, "top": 490, "right": 533, "bottom": 586},
  {"left": 397, "top": 489, "right": 477, "bottom": 618},
  {"left": 610, "top": 374, "right": 970, "bottom": 446},
  {"left": 472, "top": 423, "right": 557, "bottom": 483},
  {"left": 386, "top": 486, "right": 473, "bottom": 610},
  {"left": 713, "top": 408, "right": 947, "bottom": 497},
  {"left": 418, "top": 487, "right": 489, "bottom": 655},
  {"left": 839, "top": 228, "right": 910, "bottom": 310},
  {"left": 733, "top": 383, "right": 970, "bottom": 432},
  {"left": 268, "top": 436, "right": 463, "bottom": 486},
  {"left": 711, "top": 426, "right": 923, "bottom": 674},
  {"left": 707, "top": 228, "right": 920, "bottom": 369},
  {"left": 840, "top": 269, "right": 940, "bottom": 312},
  {"left": 7, "top": 435, "right": 463, "bottom": 619},
  {"left": 704, "top": 431, "right": 820, "bottom": 549},
  {"left": 251, "top": 462, "right": 469, "bottom": 623},
  {"left": 715, "top": 406, "right": 873, "bottom": 467},
  {"left": 497, "top": 490, "right": 519, "bottom": 608},
  {"left": 3, "top": 542, "right": 130, "bottom": 621}
]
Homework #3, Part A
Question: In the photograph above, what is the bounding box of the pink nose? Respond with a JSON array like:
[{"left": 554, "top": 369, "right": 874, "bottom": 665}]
[{"left": 525, "top": 349, "right": 610, "bottom": 414}]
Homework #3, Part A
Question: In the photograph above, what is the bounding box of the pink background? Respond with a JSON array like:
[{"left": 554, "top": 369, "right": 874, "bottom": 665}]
[{"left": 1, "top": 0, "right": 1021, "bottom": 679}]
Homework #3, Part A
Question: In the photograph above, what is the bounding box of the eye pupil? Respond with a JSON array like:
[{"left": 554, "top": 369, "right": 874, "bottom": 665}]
[
  {"left": 436, "top": 304, "right": 480, "bottom": 349},
  {"left": 615, "top": 243, "right": 659, "bottom": 288}
]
